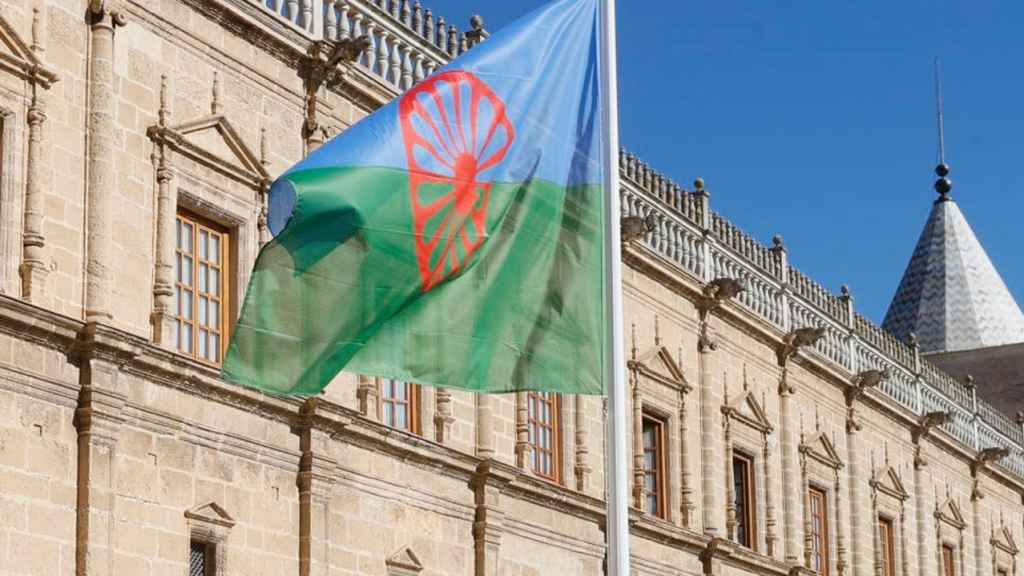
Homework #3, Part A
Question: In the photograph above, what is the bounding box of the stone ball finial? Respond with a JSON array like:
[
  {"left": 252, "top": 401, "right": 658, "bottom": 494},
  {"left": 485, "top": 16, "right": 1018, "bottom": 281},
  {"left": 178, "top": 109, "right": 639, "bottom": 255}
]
[
  {"left": 908, "top": 332, "right": 918, "bottom": 347},
  {"left": 935, "top": 163, "right": 950, "bottom": 177},
  {"left": 772, "top": 234, "right": 784, "bottom": 248},
  {"left": 1016, "top": 412, "right": 1024, "bottom": 425},
  {"left": 841, "top": 284, "right": 851, "bottom": 297},
  {"left": 694, "top": 177, "right": 705, "bottom": 191},
  {"left": 934, "top": 177, "right": 952, "bottom": 196},
  {"left": 964, "top": 374, "right": 975, "bottom": 389}
]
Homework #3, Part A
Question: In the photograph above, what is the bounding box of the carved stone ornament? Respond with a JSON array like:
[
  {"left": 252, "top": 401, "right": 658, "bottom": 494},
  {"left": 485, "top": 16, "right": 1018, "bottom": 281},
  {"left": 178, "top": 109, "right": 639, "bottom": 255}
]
[
  {"left": 799, "top": 431, "right": 843, "bottom": 470},
  {"left": 934, "top": 497, "right": 967, "bottom": 530},
  {"left": 844, "top": 368, "right": 889, "bottom": 432},
  {"left": 776, "top": 326, "right": 825, "bottom": 367},
  {"left": 0, "top": 11, "right": 58, "bottom": 87},
  {"left": 911, "top": 411, "right": 950, "bottom": 467},
  {"left": 386, "top": 547, "right": 424, "bottom": 576},
  {"left": 869, "top": 465, "right": 910, "bottom": 502},
  {"left": 620, "top": 213, "right": 656, "bottom": 244}
]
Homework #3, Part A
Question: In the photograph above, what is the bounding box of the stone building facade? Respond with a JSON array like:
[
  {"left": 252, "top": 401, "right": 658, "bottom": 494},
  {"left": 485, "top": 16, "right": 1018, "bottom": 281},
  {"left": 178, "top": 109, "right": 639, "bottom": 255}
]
[{"left": 0, "top": 1, "right": 1023, "bottom": 576}]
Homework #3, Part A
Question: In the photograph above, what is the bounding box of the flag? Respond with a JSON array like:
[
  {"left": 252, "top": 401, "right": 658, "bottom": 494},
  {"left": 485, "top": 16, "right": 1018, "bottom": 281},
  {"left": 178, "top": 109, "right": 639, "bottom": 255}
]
[{"left": 223, "top": 0, "right": 608, "bottom": 396}]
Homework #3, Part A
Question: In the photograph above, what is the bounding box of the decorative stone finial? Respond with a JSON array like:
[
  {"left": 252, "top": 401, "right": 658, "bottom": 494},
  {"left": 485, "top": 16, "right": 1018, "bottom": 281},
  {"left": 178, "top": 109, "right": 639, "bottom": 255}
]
[
  {"left": 211, "top": 70, "right": 222, "bottom": 116},
  {"left": 158, "top": 74, "right": 169, "bottom": 128},
  {"left": 771, "top": 234, "right": 785, "bottom": 254},
  {"left": 31, "top": 7, "right": 43, "bottom": 55},
  {"left": 964, "top": 374, "right": 975, "bottom": 390},
  {"left": 694, "top": 177, "right": 705, "bottom": 192}
]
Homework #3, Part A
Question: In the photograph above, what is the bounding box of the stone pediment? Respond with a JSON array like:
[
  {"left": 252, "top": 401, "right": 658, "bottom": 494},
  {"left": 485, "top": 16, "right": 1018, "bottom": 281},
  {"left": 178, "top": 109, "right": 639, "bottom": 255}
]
[
  {"left": 185, "top": 501, "right": 236, "bottom": 529},
  {"left": 935, "top": 497, "right": 966, "bottom": 529},
  {"left": 870, "top": 465, "right": 909, "bottom": 501},
  {"left": 992, "top": 525, "right": 1019, "bottom": 554},
  {"left": 629, "top": 345, "right": 689, "bottom": 391},
  {"left": 148, "top": 113, "right": 269, "bottom": 188},
  {"left": 723, "top": 389, "right": 772, "bottom": 434},
  {"left": 386, "top": 547, "right": 423, "bottom": 575},
  {"left": 0, "top": 11, "right": 57, "bottom": 86},
  {"left": 800, "top": 431, "right": 843, "bottom": 470}
]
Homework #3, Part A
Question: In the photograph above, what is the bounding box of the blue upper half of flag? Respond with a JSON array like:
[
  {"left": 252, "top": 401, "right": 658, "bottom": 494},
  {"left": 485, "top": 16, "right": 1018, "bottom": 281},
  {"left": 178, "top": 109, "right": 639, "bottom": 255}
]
[{"left": 270, "top": 0, "right": 603, "bottom": 235}]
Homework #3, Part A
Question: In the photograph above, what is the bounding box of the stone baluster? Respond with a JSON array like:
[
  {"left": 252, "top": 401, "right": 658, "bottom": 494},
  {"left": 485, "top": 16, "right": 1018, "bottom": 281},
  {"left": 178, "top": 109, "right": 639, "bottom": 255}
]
[
  {"left": 389, "top": 37, "right": 403, "bottom": 85},
  {"left": 447, "top": 25, "right": 458, "bottom": 55},
  {"left": 436, "top": 17, "right": 447, "bottom": 48},
  {"left": 376, "top": 31, "right": 390, "bottom": 80},
  {"left": 401, "top": 0, "right": 411, "bottom": 26},
  {"left": 287, "top": 0, "right": 299, "bottom": 26},
  {"left": 300, "top": 0, "right": 313, "bottom": 32},
  {"left": 425, "top": 9, "right": 434, "bottom": 42},
  {"left": 413, "top": 52, "right": 425, "bottom": 83},
  {"left": 400, "top": 46, "right": 413, "bottom": 89},
  {"left": 85, "top": 2, "right": 125, "bottom": 324},
  {"left": 425, "top": 61, "right": 436, "bottom": 77},
  {"left": 325, "top": 0, "right": 337, "bottom": 39},
  {"left": 363, "top": 22, "right": 377, "bottom": 70},
  {"left": 459, "top": 33, "right": 469, "bottom": 54},
  {"left": 390, "top": 0, "right": 400, "bottom": 18},
  {"left": 412, "top": 1, "right": 423, "bottom": 35},
  {"left": 20, "top": 10, "right": 52, "bottom": 305},
  {"left": 338, "top": 2, "right": 351, "bottom": 40}
]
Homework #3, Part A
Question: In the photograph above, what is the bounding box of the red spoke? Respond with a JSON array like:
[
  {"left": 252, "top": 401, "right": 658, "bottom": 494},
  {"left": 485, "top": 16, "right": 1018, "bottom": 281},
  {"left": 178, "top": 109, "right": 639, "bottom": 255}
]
[{"left": 411, "top": 98, "right": 456, "bottom": 161}]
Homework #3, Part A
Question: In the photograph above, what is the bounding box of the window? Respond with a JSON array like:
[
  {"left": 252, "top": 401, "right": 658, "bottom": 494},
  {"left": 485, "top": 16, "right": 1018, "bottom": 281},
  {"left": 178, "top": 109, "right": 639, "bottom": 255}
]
[
  {"left": 381, "top": 380, "right": 420, "bottom": 434},
  {"left": 878, "top": 517, "right": 896, "bottom": 576},
  {"left": 175, "top": 211, "right": 230, "bottom": 365},
  {"left": 190, "top": 540, "right": 215, "bottom": 576},
  {"left": 641, "top": 415, "right": 666, "bottom": 518},
  {"left": 941, "top": 545, "right": 955, "bottom": 576},
  {"left": 808, "top": 487, "right": 829, "bottom": 574},
  {"left": 732, "top": 452, "right": 756, "bottom": 548},
  {"left": 527, "top": 392, "right": 561, "bottom": 481}
]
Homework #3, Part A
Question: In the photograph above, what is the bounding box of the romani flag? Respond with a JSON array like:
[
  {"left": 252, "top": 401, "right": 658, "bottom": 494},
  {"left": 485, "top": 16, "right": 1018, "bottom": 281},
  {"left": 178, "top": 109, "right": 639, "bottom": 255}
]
[{"left": 223, "top": 0, "right": 608, "bottom": 396}]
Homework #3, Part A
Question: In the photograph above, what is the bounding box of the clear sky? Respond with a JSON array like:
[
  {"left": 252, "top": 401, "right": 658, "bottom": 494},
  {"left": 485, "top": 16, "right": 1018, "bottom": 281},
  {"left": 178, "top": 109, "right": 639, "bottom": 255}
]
[{"left": 423, "top": 0, "right": 1024, "bottom": 323}]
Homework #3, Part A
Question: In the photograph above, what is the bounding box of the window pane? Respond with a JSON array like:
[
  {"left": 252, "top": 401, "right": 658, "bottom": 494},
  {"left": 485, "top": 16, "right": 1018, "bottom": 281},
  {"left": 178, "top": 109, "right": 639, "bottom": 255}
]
[
  {"left": 210, "top": 300, "right": 219, "bottom": 330},
  {"left": 395, "top": 404, "right": 407, "bottom": 428},
  {"left": 383, "top": 403, "right": 393, "bottom": 427},
  {"left": 200, "top": 230, "right": 208, "bottom": 260},
  {"left": 209, "top": 267, "right": 219, "bottom": 294},
  {"left": 395, "top": 382, "right": 407, "bottom": 400},
  {"left": 182, "top": 324, "right": 193, "bottom": 353},
  {"left": 199, "top": 263, "right": 208, "bottom": 293},
  {"left": 211, "top": 234, "right": 221, "bottom": 264},
  {"left": 176, "top": 219, "right": 182, "bottom": 249},
  {"left": 211, "top": 333, "right": 220, "bottom": 362},
  {"left": 176, "top": 253, "right": 183, "bottom": 282},
  {"left": 182, "top": 291, "right": 193, "bottom": 320},
  {"left": 183, "top": 223, "right": 193, "bottom": 252},
  {"left": 198, "top": 328, "right": 208, "bottom": 358},
  {"left": 182, "top": 256, "right": 193, "bottom": 285},
  {"left": 199, "top": 297, "right": 208, "bottom": 325}
]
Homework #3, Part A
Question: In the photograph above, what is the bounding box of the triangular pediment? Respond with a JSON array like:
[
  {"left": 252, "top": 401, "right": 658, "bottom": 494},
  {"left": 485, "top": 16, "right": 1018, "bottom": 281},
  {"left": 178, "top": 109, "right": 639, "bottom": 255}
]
[
  {"left": 386, "top": 547, "right": 423, "bottom": 575},
  {"left": 935, "top": 497, "right": 966, "bottom": 529},
  {"left": 800, "top": 431, "right": 843, "bottom": 469},
  {"left": 0, "top": 13, "right": 57, "bottom": 86},
  {"left": 630, "top": 345, "right": 689, "bottom": 391},
  {"left": 724, "top": 389, "right": 772, "bottom": 433},
  {"left": 992, "top": 525, "right": 1019, "bottom": 554},
  {"left": 185, "top": 501, "right": 236, "bottom": 528},
  {"left": 173, "top": 115, "right": 267, "bottom": 178},
  {"left": 871, "top": 465, "right": 909, "bottom": 501}
]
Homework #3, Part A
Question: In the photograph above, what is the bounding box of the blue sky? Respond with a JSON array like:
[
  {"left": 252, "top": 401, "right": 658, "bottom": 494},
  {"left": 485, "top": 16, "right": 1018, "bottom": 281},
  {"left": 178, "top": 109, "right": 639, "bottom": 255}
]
[{"left": 424, "top": 0, "right": 1024, "bottom": 323}]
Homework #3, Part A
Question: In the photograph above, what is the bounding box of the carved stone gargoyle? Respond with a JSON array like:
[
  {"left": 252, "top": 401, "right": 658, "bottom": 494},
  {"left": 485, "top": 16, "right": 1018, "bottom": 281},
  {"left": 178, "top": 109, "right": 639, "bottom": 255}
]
[
  {"left": 696, "top": 278, "right": 744, "bottom": 352},
  {"left": 844, "top": 368, "right": 890, "bottom": 431},
  {"left": 301, "top": 35, "right": 372, "bottom": 138},
  {"left": 776, "top": 326, "right": 825, "bottom": 366},
  {"left": 911, "top": 411, "right": 950, "bottom": 467},
  {"left": 971, "top": 446, "right": 1011, "bottom": 500},
  {"left": 620, "top": 213, "right": 656, "bottom": 244}
]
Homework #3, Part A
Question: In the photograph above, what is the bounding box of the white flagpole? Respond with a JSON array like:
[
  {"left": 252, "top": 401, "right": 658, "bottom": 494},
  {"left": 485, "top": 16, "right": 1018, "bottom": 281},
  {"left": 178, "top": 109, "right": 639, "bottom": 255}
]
[{"left": 599, "top": 0, "right": 629, "bottom": 575}]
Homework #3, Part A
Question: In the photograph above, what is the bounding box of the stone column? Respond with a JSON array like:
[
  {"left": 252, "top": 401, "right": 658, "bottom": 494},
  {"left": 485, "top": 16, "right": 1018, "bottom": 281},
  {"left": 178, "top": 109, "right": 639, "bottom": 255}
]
[
  {"left": 476, "top": 394, "right": 494, "bottom": 459},
  {"left": 679, "top": 387, "right": 693, "bottom": 527},
  {"left": 71, "top": 323, "right": 129, "bottom": 576},
  {"left": 84, "top": 2, "right": 125, "bottom": 322},
  {"left": 574, "top": 394, "right": 591, "bottom": 493},
  {"left": 698, "top": 335, "right": 723, "bottom": 535},
  {"left": 779, "top": 367, "right": 803, "bottom": 564},
  {"left": 631, "top": 373, "right": 645, "bottom": 510},
  {"left": 514, "top": 391, "right": 530, "bottom": 470},
  {"left": 20, "top": 84, "right": 50, "bottom": 303},
  {"left": 150, "top": 146, "right": 177, "bottom": 346},
  {"left": 295, "top": 400, "right": 339, "bottom": 576},
  {"left": 471, "top": 460, "right": 515, "bottom": 576},
  {"left": 835, "top": 469, "right": 848, "bottom": 576},
  {"left": 19, "top": 7, "right": 55, "bottom": 304},
  {"left": 356, "top": 375, "right": 379, "bottom": 420},
  {"left": 724, "top": 416, "right": 736, "bottom": 540},
  {"left": 764, "top": 435, "right": 778, "bottom": 557}
]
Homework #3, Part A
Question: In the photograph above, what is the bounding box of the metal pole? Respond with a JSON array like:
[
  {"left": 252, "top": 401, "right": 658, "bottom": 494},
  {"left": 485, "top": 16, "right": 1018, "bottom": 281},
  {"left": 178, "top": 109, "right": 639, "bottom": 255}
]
[{"left": 600, "top": 0, "right": 629, "bottom": 574}]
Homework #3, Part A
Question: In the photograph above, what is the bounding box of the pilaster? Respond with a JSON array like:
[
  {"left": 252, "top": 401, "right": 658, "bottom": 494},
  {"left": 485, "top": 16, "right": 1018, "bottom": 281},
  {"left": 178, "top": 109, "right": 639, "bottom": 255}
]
[
  {"left": 574, "top": 394, "right": 591, "bottom": 493},
  {"left": 69, "top": 322, "right": 132, "bottom": 576},
  {"left": 514, "top": 391, "right": 531, "bottom": 470},
  {"left": 84, "top": 1, "right": 127, "bottom": 322},
  {"left": 434, "top": 387, "right": 454, "bottom": 444},
  {"left": 20, "top": 83, "right": 50, "bottom": 304},
  {"left": 470, "top": 460, "right": 516, "bottom": 576},
  {"left": 476, "top": 394, "right": 495, "bottom": 459},
  {"left": 150, "top": 76, "right": 178, "bottom": 347},
  {"left": 294, "top": 399, "right": 341, "bottom": 576},
  {"left": 356, "top": 375, "right": 380, "bottom": 420}
]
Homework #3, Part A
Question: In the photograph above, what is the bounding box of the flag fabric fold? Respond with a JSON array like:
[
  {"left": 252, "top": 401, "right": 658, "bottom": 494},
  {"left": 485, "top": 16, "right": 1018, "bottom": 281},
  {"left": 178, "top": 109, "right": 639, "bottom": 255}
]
[{"left": 224, "top": 0, "right": 608, "bottom": 396}]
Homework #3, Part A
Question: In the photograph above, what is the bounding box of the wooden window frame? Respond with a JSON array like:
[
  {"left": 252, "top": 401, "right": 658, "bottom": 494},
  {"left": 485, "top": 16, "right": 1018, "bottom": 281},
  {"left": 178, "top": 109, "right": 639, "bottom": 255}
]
[
  {"left": 527, "top": 392, "right": 562, "bottom": 483},
  {"left": 732, "top": 451, "right": 757, "bottom": 549},
  {"left": 641, "top": 414, "right": 667, "bottom": 519},
  {"left": 190, "top": 539, "right": 216, "bottom": 576},
  {"left": 878, "top": 516, "right": 896, "bottom": 576},
  {"left": 809, "top": 486, "right": 830, "bottom": 575},
  {"left": 941, "top": 543, "right": 956, "bottom": 576},
  {"left": 380, "top": 380, "right": 421, "bottom": 435},
  {"left": 175, "top": 210, "right": 230, "bottom": 366}
]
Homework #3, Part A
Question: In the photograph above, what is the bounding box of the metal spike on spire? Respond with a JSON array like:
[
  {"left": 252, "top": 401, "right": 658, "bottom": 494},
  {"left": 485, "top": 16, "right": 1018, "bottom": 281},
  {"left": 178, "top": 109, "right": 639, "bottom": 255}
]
[{"left": 934, "top": 58, "right": 952, "bottom": 199}]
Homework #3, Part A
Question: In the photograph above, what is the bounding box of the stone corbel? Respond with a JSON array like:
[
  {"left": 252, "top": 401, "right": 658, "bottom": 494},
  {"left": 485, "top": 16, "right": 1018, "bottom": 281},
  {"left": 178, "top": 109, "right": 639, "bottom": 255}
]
[
  {"left": 699, "top": 537, "right": 733, "bottom": 576},
  {"left": 470, "top": 459, "right": 516, "bottom": 576},
  {"left": 844, "top": 368, "right": 889, "bottom": 432},
  {"left": 300, "top": 36, "right": 371, "bottom": 153},
  {"left": 911, "top": 411, "right": 950, "bottom": 468}
]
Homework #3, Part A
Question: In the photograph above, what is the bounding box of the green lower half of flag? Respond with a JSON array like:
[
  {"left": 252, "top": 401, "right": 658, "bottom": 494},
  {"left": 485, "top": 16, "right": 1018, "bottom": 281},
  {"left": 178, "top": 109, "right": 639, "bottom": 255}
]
[{"left": 223, "top": 166, "right": 607, "bottom": 396}]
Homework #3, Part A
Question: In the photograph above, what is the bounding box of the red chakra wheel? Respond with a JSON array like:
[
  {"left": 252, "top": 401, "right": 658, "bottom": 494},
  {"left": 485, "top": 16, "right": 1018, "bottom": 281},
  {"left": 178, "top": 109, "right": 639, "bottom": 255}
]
[{"left": 399, "top": 70, "right": 515, "bottom": 292}]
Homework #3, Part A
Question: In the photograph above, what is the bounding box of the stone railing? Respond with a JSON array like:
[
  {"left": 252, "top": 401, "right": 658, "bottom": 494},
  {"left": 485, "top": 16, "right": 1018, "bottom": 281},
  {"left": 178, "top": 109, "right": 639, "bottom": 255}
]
[
  {"left": 619, "top": 148, "right": 1024, "bottom": 479},
  {"left": 250, "top": 0, "right": 484, "bottom": 91}
]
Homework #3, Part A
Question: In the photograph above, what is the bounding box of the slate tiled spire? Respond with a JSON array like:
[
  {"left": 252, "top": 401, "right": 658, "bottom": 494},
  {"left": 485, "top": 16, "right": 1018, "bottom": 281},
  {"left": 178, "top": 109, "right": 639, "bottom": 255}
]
[{"left": 882, "top": 163, "right": 1024, "bottom": 353}]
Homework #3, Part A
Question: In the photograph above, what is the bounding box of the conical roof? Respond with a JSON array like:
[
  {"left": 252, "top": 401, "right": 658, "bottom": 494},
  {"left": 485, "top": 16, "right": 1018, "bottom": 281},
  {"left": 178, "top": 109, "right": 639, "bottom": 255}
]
[{"left": 882, "top": 188, "right": 1024, "bottom": 354}]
